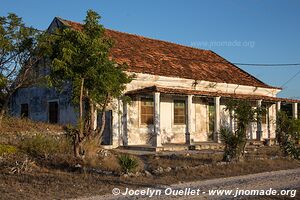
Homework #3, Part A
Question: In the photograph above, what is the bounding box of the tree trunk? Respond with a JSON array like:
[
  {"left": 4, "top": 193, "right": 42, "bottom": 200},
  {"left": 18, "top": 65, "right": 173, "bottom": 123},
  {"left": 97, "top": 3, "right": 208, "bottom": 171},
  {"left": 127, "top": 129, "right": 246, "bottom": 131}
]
[
  {"left": 74, "top": 132, "right": 80, "bottom": 157},
  {"left": 79, "top": 78, "right": 84, "bottom": 138},
  {"left": 90, "top": 101, "right": 95, "bottom": 132},
  {"left": 94, "top": 95, "right": 109, "bottom": 142}
]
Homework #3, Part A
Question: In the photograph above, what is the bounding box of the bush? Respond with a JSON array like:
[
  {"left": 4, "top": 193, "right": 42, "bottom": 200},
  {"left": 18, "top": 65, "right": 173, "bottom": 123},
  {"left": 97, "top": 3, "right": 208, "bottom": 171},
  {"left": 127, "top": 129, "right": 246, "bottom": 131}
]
[
  {"left": 118, "top": 154, "right": 138, "bottom": 173},
  {"left": 0, "top": 144, "right": 17, "bottom": 156},
  {"left": 20, "top": 134, "right": 72, "bottom": 158},
  {"left": 220, "top": 127, "right": 244, "bottom": 162},
  {"left": 220, "top": 100, "right": 258, "bottom": 162},
  {"left": 276, "top": 111, "right": 300, "bottom": 159}
]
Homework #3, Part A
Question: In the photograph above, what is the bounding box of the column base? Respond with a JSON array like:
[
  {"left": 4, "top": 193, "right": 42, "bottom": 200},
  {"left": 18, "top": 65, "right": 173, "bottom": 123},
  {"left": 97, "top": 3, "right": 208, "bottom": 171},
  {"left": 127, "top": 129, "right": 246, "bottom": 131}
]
[
  {"left": 185, "top": 132, "right": 191, "bottom": 145},
  {"left": 153, "top": 135, "right": 162, "bottom": 147}
]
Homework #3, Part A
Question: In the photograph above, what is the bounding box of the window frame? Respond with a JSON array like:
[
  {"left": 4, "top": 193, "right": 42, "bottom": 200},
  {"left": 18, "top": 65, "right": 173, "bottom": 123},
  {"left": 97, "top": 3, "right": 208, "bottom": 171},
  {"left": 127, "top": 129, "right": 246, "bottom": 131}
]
[
  {"left": 140, "top": 97, "right": 154, "bottom": 126},
  {"left": 173, "top": 99, "right": 186, "bottom": 125}
]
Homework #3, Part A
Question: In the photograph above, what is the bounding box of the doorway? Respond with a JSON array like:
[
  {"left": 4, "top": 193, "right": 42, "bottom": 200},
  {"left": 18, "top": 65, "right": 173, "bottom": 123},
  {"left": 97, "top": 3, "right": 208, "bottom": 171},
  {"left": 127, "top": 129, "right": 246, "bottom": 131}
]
[{"left": 48, "top": 101, "right": 59, "bottom": 123}]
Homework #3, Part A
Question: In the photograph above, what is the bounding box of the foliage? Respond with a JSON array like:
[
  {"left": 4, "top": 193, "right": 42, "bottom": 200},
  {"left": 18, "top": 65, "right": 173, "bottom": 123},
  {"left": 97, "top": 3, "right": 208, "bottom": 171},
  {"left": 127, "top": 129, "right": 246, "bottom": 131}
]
[
  {"left": 42, "top": 10, "right": 132, "bottom": 157},
  {"left": 276, "top": 111, "right": 300, "bottom": 159},
  {"left": 221, "top": 100, "right": 261, "bottom": 162},
  {"left": 19, "top": 134, "right": 72, "bottom": 158},
  {"left": 220, "top": 127, "right": 243, "bottom": 162},
  {"left": 0, "top": 13, "right": 42, "bottom": 121},
  {"left": 0, "top": 144, "right": 17, "bottom": 156},
  {"left": 118, "top": 154, "right": 138, "bottom": 173}
]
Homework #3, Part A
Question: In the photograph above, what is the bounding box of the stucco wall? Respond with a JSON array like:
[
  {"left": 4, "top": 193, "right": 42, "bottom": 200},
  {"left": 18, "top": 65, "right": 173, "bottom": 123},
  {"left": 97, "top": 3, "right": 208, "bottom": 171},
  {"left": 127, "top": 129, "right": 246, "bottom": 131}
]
[{"left": 10, "top": 86, "right": 77, "bottom": 125}]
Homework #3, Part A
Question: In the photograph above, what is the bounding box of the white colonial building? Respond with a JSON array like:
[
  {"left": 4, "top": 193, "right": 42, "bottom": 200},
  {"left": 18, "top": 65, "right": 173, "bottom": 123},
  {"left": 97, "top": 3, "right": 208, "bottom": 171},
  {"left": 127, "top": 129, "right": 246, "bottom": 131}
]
[{"left": 10, "top": 17, "right": 300, "bottom": 150}]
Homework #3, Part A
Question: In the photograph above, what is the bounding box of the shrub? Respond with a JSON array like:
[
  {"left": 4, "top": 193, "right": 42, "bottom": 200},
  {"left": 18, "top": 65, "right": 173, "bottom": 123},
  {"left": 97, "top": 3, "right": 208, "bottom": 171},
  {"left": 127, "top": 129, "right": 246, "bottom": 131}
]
[
  {"left": 220, "top": 100, "right": 259, "bottom": 162},
  {"left": 20, "top": 134, "right": 72, "bottom": 158},
  {"left": 220, "top": 127, "right": 243, "bottom": 162},
  {"left": 0, "top": 144, "right": 17, "bottom": 156},
  {"left": 276, "top": 111, "right": 300, "bottom": 159},
  {"left": 118, "top": 154, "right": 138, "bottom": 173}
]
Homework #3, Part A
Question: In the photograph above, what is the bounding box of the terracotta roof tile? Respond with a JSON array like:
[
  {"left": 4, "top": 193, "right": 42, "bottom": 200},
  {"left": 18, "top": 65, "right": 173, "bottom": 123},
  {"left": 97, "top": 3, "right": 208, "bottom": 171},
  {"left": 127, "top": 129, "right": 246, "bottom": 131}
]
[{"left": 58, "top": 18, "right": 280, "bottom": 89}]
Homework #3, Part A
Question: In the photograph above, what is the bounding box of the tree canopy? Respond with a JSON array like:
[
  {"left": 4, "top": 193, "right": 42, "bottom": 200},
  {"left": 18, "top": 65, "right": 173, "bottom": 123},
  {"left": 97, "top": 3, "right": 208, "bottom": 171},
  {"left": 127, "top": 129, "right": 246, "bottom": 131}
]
[{"left": 43, "top": 10, "right": 132, "bottom": 157}]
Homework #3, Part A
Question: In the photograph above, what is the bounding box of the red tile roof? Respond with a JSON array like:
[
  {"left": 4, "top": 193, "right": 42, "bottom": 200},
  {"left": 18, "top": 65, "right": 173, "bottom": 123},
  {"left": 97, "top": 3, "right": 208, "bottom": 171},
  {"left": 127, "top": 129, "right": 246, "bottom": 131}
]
[
  {"left": 57, "top": 18, "right": 280, "bottom": 89},
  {"left": 126, "top": 86, "right": 300, "bottom": 103}
]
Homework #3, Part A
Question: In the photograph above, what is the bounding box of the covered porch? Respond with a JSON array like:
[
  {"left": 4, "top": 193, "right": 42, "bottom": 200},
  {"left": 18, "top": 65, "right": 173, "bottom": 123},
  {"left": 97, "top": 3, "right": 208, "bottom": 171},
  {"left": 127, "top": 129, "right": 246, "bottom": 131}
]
[{"left": 122, "top": 86, "right": 299, "bottom": 150}]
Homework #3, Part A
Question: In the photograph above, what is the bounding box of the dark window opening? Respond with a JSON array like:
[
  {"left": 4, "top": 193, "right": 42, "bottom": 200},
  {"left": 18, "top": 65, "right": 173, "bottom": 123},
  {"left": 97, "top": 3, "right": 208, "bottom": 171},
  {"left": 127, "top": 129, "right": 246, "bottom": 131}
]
[
  {"left": 21, "top": 103, "right": 29, "bottom": 118},
  {"left": 49, "top": 101, "right": 59, "bottom": 124},
  {"left": 281, "top": 104, "right": 293, "bottom": 118}
]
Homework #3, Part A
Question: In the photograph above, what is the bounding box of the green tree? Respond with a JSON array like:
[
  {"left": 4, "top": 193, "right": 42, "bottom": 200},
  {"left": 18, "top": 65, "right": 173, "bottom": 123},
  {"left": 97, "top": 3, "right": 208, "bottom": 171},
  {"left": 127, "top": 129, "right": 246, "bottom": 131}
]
[
  {"left": 0, "top": 13, "right": 41, "bottom": 124},
  {"left": 221, "top": 100, "right": 262, "bottom": 161},
  {"left": 45, "top": 10, "right": 132, "bottom": 157}
]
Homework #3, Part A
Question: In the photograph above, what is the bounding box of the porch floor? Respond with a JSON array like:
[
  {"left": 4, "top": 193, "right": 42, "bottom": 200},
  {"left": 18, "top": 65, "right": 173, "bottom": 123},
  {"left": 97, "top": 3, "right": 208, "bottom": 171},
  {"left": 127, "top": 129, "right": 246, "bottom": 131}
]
[{"left": 119, "top": 141, "right": 224, "bottom": 152}]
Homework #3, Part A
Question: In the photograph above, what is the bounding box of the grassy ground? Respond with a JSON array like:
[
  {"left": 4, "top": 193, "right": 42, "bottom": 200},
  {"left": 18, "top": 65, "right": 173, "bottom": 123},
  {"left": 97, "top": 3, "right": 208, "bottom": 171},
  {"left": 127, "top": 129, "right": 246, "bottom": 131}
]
[{"left": 0, "top": 117, "right": 300, "bottom": 200}]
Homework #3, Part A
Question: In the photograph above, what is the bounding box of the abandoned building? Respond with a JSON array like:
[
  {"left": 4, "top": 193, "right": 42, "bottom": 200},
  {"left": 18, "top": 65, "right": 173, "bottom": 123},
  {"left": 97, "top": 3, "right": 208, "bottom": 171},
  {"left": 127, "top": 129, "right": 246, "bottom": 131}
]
[{"left": 9, "top": 17, "right": 300, "bottom": 150}]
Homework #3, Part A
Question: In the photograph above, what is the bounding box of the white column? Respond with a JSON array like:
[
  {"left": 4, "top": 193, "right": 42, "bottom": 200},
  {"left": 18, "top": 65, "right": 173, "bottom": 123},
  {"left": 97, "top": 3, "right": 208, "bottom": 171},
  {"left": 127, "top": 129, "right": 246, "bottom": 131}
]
[
  {"left": 214, "top": 96, "right": 221, "bottom": 143},
  {"left": 230, "top": 110, "right": 235, "bottom": 133},
  {"left": 292, "top": 103, "right": 298, "bottom": 119},
  {"left": 276, "top": 101, "right": 281, "bottom": 112},
  {"left": 267, "top": 105, "right": 271, "bottom": 139},
  {"left": 122, "top": 101, "right": 128, "bottom": 146},
  {"left": 154, "top": 92, "right": 162, "bottom": 147},
  {"left": 256, "top": 99, "right": 263, "bottom": 141},
  {"left": 186, "top": 95, "right": 193, "bottom": 145},
  {"left": 118, "top": 99, "right": 123, "bottom": 146}
]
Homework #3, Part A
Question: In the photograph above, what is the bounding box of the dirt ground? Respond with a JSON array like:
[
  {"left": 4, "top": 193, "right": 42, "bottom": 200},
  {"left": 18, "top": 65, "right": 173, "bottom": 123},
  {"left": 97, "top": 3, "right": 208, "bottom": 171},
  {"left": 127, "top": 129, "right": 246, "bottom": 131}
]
[{"left": 1, "top": 154, "right": 300, "bottom": 200}]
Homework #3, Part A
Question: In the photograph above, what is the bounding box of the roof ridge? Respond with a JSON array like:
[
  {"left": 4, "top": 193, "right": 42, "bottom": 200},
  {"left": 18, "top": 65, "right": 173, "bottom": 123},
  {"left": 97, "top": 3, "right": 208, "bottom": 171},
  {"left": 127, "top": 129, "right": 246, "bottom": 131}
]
[{"left": 57, "top": 17, "right": 211, "bottom": 53}]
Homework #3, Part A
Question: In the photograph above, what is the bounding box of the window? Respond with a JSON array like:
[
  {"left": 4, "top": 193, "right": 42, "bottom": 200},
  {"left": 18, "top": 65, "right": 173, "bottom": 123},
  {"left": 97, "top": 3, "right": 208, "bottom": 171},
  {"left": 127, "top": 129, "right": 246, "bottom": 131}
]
[
  {"left": 174, "top": 100, "right": 186, "bottom": 124},
  {"left": 141, "top": 98, "right": 154, "bottom": 125},
  {"left": 261, "top": 106, "right": 267, "bottom": 124},
  {"left": 49, "top": 101, "right": 59, "bottom": 123},
  {"left": 20, "top": 103, "right": 29, "bottom": 118},
  {"left": 262, "top": 112, "right": 267, "bottom": 124}
]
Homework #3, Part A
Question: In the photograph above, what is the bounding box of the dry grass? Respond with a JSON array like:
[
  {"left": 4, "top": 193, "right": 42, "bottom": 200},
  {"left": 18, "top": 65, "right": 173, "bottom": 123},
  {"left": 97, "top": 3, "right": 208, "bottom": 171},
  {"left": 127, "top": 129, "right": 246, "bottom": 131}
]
[
  {"left": 0, "top": 116, "right": 63, "bottom": 134},
  {"left": 144, "top": 152, "right": 222, "bottom": 171},
  {"left": 0, "top": 118, "right": 299, "bottom": 199}
]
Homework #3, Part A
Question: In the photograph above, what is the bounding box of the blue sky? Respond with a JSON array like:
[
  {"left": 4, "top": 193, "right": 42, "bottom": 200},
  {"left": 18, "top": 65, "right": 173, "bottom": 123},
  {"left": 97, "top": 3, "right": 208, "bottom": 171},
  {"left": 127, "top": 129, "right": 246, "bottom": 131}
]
[{"left": 1, "top": 0, "right": 300, "bottom": 98}]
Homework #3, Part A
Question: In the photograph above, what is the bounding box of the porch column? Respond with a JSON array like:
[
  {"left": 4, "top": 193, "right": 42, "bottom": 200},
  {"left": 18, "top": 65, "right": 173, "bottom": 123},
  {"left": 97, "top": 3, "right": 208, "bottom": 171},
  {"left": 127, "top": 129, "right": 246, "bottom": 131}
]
[
  {"left": 118, "top": 99, "right": 123, "bottom": 146},
  {"left": 154, "top": 92, "right": 162, "bottom": 147},
  {"left": 276, "top": 101, "right": 281, "bottom": 112},
  {"left": 256, "top": 99, "right": 263, "bottom": 141},
  {"left": 292, "top": 103, "right": 298, "bottom": 119},
  {"left": 122, "top": 100, "right": 128, "bottom": 146},
  {"left": 186, "top": 95, "right": 193, "bottom": 145},
  {"left": 214, "top": 96, "right": 221, "bottom": 143},
  {"left": 230, "top": 110, "right": 235, "bottom": 133},
  {"left": 267, "top": 105, "right": 271, "bottom": 139}
]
